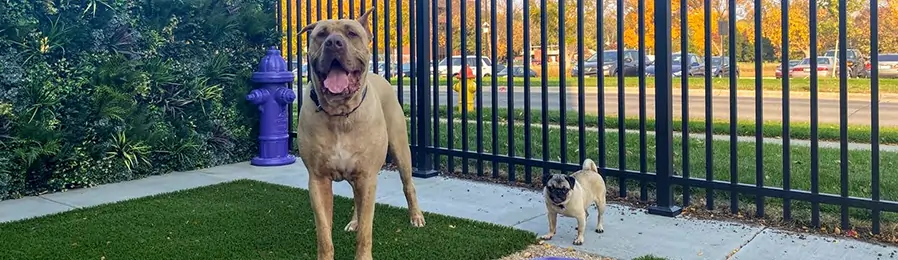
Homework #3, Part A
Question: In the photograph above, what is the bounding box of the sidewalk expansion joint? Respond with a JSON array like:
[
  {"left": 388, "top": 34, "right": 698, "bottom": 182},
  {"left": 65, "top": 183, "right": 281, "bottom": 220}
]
[{"left": 726, "top": 226, "right": 768, "bottom": 260}]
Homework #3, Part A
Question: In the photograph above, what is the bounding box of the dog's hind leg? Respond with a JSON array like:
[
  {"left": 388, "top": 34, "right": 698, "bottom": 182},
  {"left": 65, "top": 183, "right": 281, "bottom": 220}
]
[
  {"left": 309, "top": 174, "right": 336, "bottom": 260},
  {"left": 387, "top": 139, "right": 426, "bottom": 227},
  {"left": 595, "top": 199, "right": 606, "bottom": 233}
]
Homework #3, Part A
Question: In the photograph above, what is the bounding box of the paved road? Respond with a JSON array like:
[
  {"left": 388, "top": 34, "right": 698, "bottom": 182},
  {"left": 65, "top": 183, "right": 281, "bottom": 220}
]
[{"left": 396, "top": 86, "right": 898, "bottom": 126}]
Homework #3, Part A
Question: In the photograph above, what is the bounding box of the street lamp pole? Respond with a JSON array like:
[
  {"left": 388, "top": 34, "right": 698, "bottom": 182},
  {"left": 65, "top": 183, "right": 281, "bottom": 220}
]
[{"left": 483, "top": 22, "right": 490, "bottom": 59}]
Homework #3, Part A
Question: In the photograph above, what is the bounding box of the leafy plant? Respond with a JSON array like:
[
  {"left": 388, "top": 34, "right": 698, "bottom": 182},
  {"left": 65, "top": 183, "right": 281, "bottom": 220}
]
[{"left": 104, "top": 131, "right": 151, "bottom": 172}]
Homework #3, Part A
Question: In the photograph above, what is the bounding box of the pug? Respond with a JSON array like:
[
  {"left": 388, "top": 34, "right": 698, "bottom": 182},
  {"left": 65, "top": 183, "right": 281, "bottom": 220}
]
[{"left": 540, "top": 158, "right": 607, "bottom": 245}]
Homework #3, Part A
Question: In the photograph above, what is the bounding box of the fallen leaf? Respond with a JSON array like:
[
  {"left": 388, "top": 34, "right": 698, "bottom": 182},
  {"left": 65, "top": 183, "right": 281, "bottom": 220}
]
[
  {"left": 698, "top": 250, "right": 703, "bottom": 256},
  {"left": 834, "top": 227, "right": 841, "bottom": 235},
  {"left": 449, "top": 225, "right": 456, "bottom": 229},
  {"left": 523, "top": 252, "right": 532, "bottom": 258}
]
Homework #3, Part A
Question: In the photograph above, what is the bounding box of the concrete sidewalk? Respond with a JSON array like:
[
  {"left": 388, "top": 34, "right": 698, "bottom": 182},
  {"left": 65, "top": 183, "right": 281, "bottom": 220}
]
[{"left": 2, "top": 161, "right": 895, "bottom": 260}]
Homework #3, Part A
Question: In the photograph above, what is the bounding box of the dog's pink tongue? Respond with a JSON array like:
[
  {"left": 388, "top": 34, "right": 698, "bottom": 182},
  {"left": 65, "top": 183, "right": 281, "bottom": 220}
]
[{"left": 323, "top": 69, "right": 350, "bottom": 93}]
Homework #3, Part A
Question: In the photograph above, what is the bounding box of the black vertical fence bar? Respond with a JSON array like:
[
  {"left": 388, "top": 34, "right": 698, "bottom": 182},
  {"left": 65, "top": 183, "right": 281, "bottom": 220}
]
[
  {"left": 837, "top": 0, "right": 849, "bottom": 230},
  {"left": 371, "top": 0, "right": 378, "bottom": 74},
  {"left": 297, "top": 0, "right": 304, "bottom": 109},
  {"left": 809, "top": 0, "right": 820, "bottom": 227},
  {"left": 871, "top": 0, "right": 881, "bottom": 234},
  {"left": 637, "top": 0, "right": 647, "bottom": 202},
  {"left": 576, "top": 0, "right": 586, "bottom": 166},
  {"left": 753, "top": 0, "right": 763, "bottom": 218},
  {"left": 522, "top": 0, "right": 533, "bottom": 183},
  {"left": 286, "top": 0, "right": 294, "bottom": 151},
  {"left": 647, "top": 0, "right": 680, "bottom": 217},
  {"left": 505, "top": 0, "right": 516, "bottom": 176},
  {"left": 445, "top": 0, "right": 454, "bottom": 173},
  {"left": 558, "top": 0, "right": 568, "bottom": 171},
  {"left": 414, "top": 0, "right": 437, "bottom": 177},
  {"left": 410, "top": 0, "right": 418, "bottom": 156},
  {"left": 540, "top": 0, "right": 550, "bottom": 183},
  {"left": 596, "top": 0, "right": 606, "bottom": 169},
  {"left": 397, "top": 0, "right": 403, "bottom": 104},
  {"left": 679, "top": 0, "right": 689, "bottom": 207},
  {"left": 616, "top": 0, "right": 627, "bottom": 198},
  {"left": 727, "top": 0, "right": 738, "bottom": 214},
  {"left": 703, "top": 0, "right": 713, "bottom": 210},
  {"left": 349, "top": 0, "right": 354, "bottom": 18},
  {"left": 431, "top": 0, "right": 440, "bottom": 170},
  {"left": 460, "top": 0, "right": 469, "bottom": 175},
  {"left": 780, "top": 0, "right": 791, "bottom": 221},
  {"left": 338, "top": 0, "right": 343, "bottom": 18},
  {"left": 490, "top": 0, "right": 501, "bottom": 180},
  {"left": 384, "top": 0, "right": 391, "bottom": 80},
  {"left": 327, "top": 0, "right": 332, "bottom": 19},
  {"left": 475, "top": 0, "right": 484, "bottom": 177}
]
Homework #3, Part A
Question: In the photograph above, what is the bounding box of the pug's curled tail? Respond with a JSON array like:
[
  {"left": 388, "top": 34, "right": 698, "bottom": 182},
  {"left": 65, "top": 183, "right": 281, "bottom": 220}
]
[{"left": 582, "top": 159, "right": 599, "bottom": 173}]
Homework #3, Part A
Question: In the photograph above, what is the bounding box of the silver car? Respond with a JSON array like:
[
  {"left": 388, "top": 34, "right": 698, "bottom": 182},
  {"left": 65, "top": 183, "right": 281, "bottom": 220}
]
[
  {"left": 788, "top": 57, "right": 839, "bottom": 78},
  {"left": 866, "top": 54, "right": 898, "bottom": 79}
]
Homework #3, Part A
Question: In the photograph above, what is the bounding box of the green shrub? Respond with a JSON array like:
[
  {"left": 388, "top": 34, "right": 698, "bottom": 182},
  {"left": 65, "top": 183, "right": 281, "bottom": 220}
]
[{"left": 0, "top": 0, "right": 279, "bottom": 199}]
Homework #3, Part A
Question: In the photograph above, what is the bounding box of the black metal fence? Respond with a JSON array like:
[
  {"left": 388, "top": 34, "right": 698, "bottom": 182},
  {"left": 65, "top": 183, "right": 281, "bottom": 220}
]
[{"left": 279, "top": 0, "right": 890, "bottom": 233}]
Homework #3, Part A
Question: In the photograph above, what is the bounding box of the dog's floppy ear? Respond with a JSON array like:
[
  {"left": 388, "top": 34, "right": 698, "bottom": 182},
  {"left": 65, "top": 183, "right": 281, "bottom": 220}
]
[
  {"left": 582, "top": 158, "right": 598, "bottom": 172},
  {"left": 565, "top": 176, "right": 576, "bottom": 189},
  {"left": 356, "top": 8, "right": 375, "bottom": 41},
  {"left": 298, "top": 22, "right": 317, "bottom": 35}
]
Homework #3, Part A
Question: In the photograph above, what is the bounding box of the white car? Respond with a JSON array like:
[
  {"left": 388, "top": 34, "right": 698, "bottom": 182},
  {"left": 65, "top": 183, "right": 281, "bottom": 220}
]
[{"left": 436, "top": 55, "right": 495, "bottom": 77}]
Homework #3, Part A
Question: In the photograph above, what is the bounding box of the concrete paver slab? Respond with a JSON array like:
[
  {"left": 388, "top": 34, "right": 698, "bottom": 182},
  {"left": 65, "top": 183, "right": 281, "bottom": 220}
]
[
  {"left": 0, "top": 197, "right": 74, "bottom": 223},
  {"left": 39, "top": 171, "right": 227, "bottom": 209},
  {"left": 514, "top": 206, "right": 764, "bottom": 260},
  {"left": 377, "top": 177, "right": 547, "bottom": 227},
  {"left": 731, "top": 229, "right": 898, "bottom": 260}
]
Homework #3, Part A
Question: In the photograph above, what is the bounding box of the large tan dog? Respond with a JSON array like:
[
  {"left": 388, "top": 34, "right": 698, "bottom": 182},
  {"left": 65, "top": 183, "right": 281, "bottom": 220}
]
[{"left": 297, "top": 8, "right": 426, "bottom": 260}]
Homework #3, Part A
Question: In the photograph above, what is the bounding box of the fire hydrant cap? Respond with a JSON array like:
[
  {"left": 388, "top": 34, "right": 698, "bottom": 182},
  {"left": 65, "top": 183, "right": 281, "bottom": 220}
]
[{"left": 252, "top": 47, "right": 296, "bottom": 84}]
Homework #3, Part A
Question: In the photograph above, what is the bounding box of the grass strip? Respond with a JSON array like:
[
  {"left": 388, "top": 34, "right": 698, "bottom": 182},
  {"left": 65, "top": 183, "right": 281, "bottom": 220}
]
[
  {"left": 388, "top": 77, "right": 898, "bottom": 94},
  {"left": 0, "top": 180, "right": 535, "bottom": 260},
  {"left": 401, "top": 105, "right": 898, "bottom": 144}
]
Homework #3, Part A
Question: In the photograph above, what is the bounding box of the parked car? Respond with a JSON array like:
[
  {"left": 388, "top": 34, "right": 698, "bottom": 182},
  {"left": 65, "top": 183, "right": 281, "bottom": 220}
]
[
  {"left": 822, "top": 49, "right": 866, "bottom": 78},
  {"left": 399, "top": 63, "right": 412, "bottom": 78},
  {"left": 775, "top": 60, "right": 802, "bottom": 79},
  {"left": 571, "top": 49, "right": 647, "bottom": 77},
  {"left": 496, "top": 66, "right": 538, "bottom": 78},
  {"left": 866, "top": 54, "right": 898, "bottom": 79},
  {"left": 693, "top": 56, "right": 739, "bottom": 78},
  {"left": 291, "top": 63, "right": 309, "bottom": 79},
  {"left": 437, "top": 55, "right": 495, "bottom": 77},
  {"left": 788, "top": 57, "right": 839, "bottom": 78},
  {"left": 645, "top": 52, "right": 704, "bottom": 77},
  {"left": 368, "top": 61, "right": 399, "bottom": 77}
]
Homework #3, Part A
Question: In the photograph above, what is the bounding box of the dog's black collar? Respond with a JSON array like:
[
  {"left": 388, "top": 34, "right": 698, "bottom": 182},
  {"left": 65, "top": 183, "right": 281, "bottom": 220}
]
[{"left": 309, "top": 86, "right": 369, "bottom": 117}]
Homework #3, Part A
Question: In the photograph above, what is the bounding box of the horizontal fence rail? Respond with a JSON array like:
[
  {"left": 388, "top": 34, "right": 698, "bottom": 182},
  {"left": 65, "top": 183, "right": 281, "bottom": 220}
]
[{"left": 279, "top": 0, "right": 890, "bottom": 234}]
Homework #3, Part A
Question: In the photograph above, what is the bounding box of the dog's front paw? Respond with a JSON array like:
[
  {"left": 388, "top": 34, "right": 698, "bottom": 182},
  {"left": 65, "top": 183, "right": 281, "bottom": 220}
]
[
  {"left": 410, "top": 211, "right": 426, "bottom": 228},
  {"left": 343, "top": 220, "right": 358, "bottom": 232},
  {"left": 539, "top": 234, "right": 554, "bottom": 240},
  {"left": 573, "top": 236, "right": 584, "bottom": 245}
]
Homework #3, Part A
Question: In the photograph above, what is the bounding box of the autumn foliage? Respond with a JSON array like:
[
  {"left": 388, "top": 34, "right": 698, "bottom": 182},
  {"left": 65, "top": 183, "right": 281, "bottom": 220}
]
[{"left": 278, "top": 0, "right": 894, "bottom": 62}]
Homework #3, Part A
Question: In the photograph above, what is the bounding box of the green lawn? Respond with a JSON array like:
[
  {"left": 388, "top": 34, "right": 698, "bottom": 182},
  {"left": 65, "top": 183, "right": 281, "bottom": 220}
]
[
  {"left": 416, "top": 118, "right": 898, "bottom": 222},
  {"left": 389, "top": 76, "right": 898, "bottom": 94},
  {"left": 0, "top": 180, "right": 536, "bottom": 260},
  {"left": 402, "top": 105, "right": 898, "bottom": 144}
]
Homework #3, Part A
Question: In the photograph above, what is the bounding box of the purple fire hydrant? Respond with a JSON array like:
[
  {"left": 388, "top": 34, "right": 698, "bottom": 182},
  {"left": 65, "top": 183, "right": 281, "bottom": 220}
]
[{"left": 247, "top": 47, "right": 297, "bottom": 166}]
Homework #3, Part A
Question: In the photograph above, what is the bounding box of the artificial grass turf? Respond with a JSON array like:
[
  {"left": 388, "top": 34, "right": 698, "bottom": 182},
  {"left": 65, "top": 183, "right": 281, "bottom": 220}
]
[
  {"left": 0, "top": 180, "right": 536, "bottom": 260},
  {"left": 401, "top": 105, "right": 898, "bottom": 144},
  {"left": 390, "top": 76, "right": 898, "bottom": 94}
]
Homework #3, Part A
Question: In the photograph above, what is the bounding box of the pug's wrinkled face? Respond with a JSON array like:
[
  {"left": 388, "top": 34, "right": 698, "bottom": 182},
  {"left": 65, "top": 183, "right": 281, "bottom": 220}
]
[
  {"left": 300, "top": 9, "right": 374, "bottom": 101},
  {"left": 545, "top": 174, "right": 576, "bottom": 205}
]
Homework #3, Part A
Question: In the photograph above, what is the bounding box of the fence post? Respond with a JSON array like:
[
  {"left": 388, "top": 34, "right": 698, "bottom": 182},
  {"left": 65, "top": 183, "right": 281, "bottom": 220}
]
[
  {"left": 412, "top": 0, "right": 439, "bottom": 178},
  {"left": 647, "top": 0, "right": 682, "bottom": 217}
]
